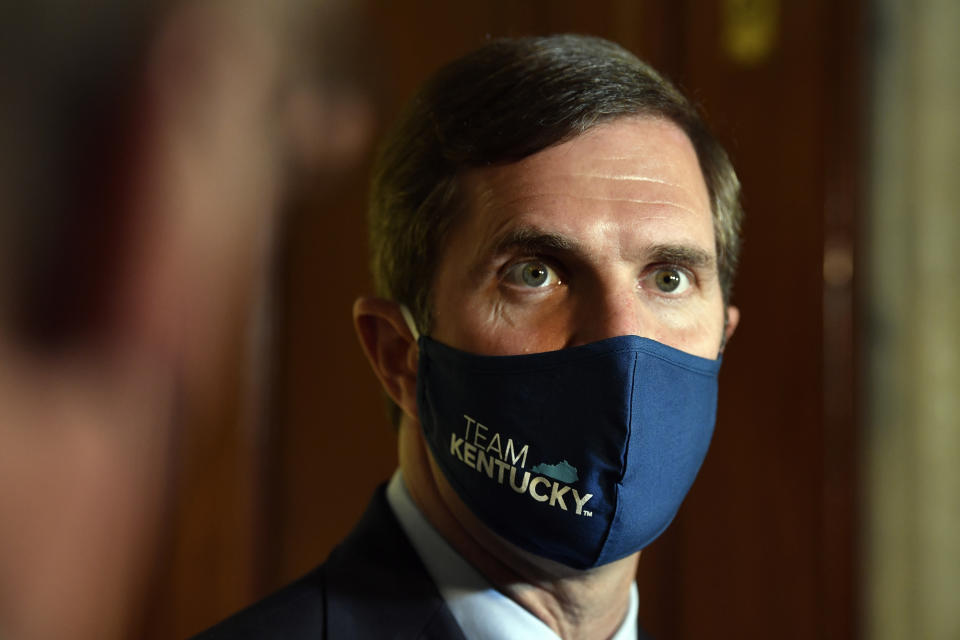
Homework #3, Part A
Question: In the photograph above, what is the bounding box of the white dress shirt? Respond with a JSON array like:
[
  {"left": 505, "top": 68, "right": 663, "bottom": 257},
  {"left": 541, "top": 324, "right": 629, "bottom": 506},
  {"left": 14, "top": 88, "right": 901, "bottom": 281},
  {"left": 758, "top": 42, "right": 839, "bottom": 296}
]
[{"left": 386, "top": 469, "right": 639, "bottom": 640}]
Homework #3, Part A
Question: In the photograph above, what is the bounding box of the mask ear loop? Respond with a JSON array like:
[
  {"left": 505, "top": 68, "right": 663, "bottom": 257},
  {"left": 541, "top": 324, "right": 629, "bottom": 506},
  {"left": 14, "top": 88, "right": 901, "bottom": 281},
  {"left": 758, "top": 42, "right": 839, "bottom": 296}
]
[
  {"left": 717, "top": 308, "right": 729, "bottom": 358},
  {"left": 399, "top": 304, "right": 420, "bottom": 341}
]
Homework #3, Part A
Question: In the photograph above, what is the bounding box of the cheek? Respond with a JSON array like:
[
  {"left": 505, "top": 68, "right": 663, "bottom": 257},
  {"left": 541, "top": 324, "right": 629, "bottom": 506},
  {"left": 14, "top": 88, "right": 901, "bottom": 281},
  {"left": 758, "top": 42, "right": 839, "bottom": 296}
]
[
  {"left": 445, "top": 295, "right": 575, "bottom": 355},
  {"left": 648, "top": 298, "right": 725, "bottom": 357}
]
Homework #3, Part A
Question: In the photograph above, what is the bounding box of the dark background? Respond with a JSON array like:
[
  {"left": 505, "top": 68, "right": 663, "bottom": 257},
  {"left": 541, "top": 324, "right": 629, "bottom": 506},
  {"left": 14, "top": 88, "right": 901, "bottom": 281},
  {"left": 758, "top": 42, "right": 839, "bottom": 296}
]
[{"left": 141, "top": 1, "right": 864, "bottom": 638}]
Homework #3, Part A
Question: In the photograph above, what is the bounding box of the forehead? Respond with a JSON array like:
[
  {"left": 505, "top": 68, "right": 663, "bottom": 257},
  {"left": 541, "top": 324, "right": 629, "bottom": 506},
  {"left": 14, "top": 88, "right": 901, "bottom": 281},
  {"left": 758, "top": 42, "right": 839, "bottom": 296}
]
[
  {"left": 479, "top": 117, "right": 706, "bottom": 194},
  {"left": 450, "top": 117, "right": 714, "bottom": 256}
]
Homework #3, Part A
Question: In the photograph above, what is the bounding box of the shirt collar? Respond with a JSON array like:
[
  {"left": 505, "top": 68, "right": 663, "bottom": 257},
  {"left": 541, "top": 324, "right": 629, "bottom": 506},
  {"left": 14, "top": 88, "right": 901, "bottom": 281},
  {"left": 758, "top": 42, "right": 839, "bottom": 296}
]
[{"left": 386, "top": 469, "right": 639, "bottom": 640}]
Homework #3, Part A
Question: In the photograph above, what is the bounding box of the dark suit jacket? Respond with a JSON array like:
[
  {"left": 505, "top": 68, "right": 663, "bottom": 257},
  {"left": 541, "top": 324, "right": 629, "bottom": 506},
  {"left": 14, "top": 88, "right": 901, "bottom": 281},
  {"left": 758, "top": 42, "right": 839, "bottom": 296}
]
[
  {"left": 194, "top": 484, "right": 653, "bottom": 639},
  {"left": 193, "top": 485, "right": 467, "bottom": 639}
]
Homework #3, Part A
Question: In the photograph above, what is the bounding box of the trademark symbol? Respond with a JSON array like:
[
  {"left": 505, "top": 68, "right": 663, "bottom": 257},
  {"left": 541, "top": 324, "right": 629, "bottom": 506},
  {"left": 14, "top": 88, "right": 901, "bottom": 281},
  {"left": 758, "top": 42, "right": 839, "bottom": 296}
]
[{"left": 582, "top": 510, "right": 592, "bottom": 517}]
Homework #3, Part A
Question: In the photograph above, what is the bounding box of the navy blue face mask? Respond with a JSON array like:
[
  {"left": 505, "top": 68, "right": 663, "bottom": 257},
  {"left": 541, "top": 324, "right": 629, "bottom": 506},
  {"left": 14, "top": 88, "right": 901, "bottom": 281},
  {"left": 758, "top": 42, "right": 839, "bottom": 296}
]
[{"left": 407, "top": 310, "right": 722, "bottom": 570}]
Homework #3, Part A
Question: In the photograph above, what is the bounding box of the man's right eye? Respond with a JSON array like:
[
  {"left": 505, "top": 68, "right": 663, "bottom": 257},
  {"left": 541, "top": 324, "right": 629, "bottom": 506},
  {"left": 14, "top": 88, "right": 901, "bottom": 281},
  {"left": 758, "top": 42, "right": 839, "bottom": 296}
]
[{"left": 503, "top": 260, "right": 561, "bottom": 289}]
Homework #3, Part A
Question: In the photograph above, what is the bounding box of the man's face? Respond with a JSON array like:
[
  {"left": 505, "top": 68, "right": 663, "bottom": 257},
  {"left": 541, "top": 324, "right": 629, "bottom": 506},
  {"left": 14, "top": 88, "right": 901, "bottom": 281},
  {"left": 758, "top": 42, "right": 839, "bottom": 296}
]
[{"left": 429, "top": 117, "right": 728, "bottom": 359}]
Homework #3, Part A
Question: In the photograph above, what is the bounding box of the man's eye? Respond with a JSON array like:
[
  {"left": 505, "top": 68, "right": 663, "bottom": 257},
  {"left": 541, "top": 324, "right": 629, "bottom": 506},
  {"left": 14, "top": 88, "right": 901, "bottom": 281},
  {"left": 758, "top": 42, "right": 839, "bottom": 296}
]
[
  {"left": 504, "top": 260, "right": 560, "bottom": 288},
  {"left": 647, "top": 267, "right": 691, "bottom": 295}
]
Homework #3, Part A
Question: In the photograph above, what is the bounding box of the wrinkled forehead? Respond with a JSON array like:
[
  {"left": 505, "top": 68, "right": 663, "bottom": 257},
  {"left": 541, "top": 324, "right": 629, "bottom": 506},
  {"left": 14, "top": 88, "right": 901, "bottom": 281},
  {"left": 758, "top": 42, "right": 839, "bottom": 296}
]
[
  {"left": 500, "top": 117, "right": 705, "bottom": 184},
  {"left": 452, "top": 117, "right": 713, "bottom": 245}
]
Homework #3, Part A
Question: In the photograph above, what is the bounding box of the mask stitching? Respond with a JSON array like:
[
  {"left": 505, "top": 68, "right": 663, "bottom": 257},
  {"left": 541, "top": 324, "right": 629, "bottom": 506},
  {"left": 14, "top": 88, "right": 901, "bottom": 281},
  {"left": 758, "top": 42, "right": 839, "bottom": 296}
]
[{"left": 590, "top": 352, "right": 639, "bottom": 567}]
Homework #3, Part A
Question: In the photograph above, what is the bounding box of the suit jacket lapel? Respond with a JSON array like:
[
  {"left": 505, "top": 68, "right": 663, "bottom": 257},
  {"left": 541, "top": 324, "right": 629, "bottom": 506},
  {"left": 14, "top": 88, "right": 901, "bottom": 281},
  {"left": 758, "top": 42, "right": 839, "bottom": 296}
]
[{"left": 325, "top": 486, "right": 466, "bottom": 640}]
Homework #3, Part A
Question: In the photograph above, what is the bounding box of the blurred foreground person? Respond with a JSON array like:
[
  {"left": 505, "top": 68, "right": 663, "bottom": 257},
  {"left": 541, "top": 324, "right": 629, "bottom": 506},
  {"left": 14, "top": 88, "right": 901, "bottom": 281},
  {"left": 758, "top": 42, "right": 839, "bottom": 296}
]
[
  {"left": 199, "top": 34, "right": 742, "bottom": 639},
  {"left": 0, "top": 1, "right": 370, "bottom": 638}
]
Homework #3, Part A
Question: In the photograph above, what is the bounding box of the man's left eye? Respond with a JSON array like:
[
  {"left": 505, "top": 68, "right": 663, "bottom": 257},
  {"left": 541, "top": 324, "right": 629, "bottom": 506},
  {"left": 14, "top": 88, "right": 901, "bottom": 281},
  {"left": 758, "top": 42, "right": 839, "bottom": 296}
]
[
  {"left": 504, "top": 260, "right": 560, "bottom": 288},
  {"left": 645, "top": 267, "right": 691, "bottom": 295}
]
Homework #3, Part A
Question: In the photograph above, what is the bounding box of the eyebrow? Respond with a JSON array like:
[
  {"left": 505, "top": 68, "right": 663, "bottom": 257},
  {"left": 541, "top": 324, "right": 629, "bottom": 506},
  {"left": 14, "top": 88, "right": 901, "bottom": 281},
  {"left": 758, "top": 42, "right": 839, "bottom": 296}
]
[
  {"left": 489, "top": 227, "right": 714, "bottom": 267},
  {"left": 646, "top": 244, "right": 715, "bottom": 270},
  {"left": 489, "top": 227, "right": 580, "bottom": 257}
]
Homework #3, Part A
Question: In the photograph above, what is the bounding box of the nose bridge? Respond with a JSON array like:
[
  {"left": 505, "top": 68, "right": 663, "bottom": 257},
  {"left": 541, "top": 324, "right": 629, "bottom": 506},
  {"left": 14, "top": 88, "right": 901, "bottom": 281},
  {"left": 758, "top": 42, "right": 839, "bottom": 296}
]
[{"left": 570, "top": 279, "right": 648, "bottom": 346}]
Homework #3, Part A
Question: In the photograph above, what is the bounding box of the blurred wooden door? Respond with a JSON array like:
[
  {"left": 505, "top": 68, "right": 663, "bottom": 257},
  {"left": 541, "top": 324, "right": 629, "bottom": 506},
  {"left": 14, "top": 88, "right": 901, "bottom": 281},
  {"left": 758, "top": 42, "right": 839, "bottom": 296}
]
[{"left": 142, "top": 1, "right": 863, "bottom": 638}]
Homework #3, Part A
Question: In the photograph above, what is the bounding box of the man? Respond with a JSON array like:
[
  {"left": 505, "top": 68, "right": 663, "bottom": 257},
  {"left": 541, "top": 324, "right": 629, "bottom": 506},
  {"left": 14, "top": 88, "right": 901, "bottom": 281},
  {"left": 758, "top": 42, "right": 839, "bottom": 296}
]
[{"left": 199, "top": 34, "right": 742, "bottom": 639}]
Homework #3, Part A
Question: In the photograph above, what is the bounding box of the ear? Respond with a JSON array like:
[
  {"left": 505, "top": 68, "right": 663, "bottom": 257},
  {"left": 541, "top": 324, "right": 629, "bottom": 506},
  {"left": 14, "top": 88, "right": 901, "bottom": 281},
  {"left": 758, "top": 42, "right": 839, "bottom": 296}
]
[
  {"left": 720, "top": 305, "right": 740, "bottom": 353},
  {"left": 353, "top": 297, "right": 419, "bottom": 420}
]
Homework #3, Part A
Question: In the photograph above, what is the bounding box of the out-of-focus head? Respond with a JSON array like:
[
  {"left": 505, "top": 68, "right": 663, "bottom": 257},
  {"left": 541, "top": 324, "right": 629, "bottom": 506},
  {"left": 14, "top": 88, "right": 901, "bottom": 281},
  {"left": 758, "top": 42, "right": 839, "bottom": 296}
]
[
  {"left": 0, "top": 0, "right": 372, "bottom": 359},
  {"left": 368, "top": 34, "right": 743, "bottom": 338},
  {"left": 0, "top": 1, "right": 160, "bottom": 351},
  {"left": 0, "top": 1, "right": 374, "bottom": 638}
]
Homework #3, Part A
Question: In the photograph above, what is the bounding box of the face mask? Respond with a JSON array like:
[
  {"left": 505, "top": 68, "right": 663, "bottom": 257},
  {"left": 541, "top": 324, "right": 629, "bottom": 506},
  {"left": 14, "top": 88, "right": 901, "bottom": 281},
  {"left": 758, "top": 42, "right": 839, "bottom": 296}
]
[{"left": 402, "top": 308, "right": 723, "bottom": 570}]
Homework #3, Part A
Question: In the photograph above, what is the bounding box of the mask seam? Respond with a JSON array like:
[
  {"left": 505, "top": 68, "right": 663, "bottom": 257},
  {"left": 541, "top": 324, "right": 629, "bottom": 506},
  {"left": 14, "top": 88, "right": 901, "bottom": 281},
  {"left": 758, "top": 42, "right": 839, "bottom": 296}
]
[
  {"left": 591, "top": 351, "right": 639, "bottom": 567},
  {"left": 621, "top": 352, "right": 638, "bottom": 484}
]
